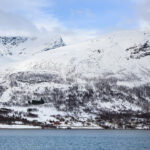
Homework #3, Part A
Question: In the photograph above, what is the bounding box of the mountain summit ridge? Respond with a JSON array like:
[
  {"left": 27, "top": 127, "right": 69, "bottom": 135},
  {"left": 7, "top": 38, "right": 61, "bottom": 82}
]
[{"left": 0, "top": 35, "right": 65, "bottom": 57}]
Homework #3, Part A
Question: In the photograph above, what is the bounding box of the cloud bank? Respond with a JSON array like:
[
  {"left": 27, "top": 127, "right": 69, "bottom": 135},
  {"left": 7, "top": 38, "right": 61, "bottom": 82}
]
[{"left": 0, "top": 0, "right": 150, "bottom": 44}]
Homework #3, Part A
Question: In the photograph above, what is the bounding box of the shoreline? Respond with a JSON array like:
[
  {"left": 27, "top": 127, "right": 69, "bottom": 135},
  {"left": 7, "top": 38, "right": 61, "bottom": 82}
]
[
  {"left": 0, "top": 129, "right": 149, "bottom": 130},
  {"left": 0, "top": 126, "right": 149, "bottom": 130}
]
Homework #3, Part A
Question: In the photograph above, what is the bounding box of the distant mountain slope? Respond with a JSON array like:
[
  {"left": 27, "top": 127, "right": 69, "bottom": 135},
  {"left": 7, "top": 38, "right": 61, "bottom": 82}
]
[
  {"left": 0, "top": 35, "right": 65, "bottom": 70},
  {"left": 0, "top": 35, "right": 65, "bottom": 57}
]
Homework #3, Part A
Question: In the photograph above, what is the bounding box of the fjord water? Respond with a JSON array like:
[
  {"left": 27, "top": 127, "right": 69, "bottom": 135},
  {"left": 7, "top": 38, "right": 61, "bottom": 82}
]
[{"left": 0, "top": 130, "right": 150, "bottom": 150}]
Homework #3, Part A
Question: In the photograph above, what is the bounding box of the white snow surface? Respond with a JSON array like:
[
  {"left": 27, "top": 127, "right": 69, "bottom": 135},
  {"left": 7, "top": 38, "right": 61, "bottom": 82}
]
[
  {"left": 6, "top": 30, "right": 150, "bottom": 86},
  {"left": 0, "top": 124, "right": 41, "bottom": 129}
]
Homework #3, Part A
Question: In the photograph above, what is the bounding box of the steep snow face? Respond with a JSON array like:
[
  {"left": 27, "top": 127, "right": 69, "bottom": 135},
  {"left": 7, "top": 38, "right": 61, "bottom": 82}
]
[{"left": 11, "top": 31, "right": 150, "bottom": 87}]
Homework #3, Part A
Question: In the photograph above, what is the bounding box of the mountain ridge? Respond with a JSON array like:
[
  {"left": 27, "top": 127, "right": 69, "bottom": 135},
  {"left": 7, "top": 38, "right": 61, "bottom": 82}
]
[{"left": 0, "top": 35, "right": 65, "bottom": 56}]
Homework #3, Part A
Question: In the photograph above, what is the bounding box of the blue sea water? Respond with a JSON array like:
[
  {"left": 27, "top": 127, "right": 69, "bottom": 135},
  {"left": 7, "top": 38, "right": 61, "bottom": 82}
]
[{"left": 0, "top": 130, "right": 149, "bottom": 150}]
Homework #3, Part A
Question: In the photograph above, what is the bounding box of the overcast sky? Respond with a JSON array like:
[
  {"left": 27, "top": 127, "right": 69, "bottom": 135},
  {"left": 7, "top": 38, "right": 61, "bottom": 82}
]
[{"left": 0, "top": 0, "right": 150, "bottom": 44}]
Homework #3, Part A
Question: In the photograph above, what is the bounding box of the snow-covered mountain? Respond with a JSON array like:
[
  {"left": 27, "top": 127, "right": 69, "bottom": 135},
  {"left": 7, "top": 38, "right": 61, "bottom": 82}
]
[{"left": 0, "top": 31, "right": 150, "bottom": 129}]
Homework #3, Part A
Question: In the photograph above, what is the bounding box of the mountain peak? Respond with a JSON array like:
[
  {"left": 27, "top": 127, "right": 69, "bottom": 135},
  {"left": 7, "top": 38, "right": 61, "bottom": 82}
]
[{"left": 0, "top": 35, "right": 65, "bottom": 57}]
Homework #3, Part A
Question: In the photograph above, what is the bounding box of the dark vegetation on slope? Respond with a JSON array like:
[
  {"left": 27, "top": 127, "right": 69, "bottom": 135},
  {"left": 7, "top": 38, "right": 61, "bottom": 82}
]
[
  {"left": 126, "top": 41, "right": 150, "bottom": 59},
  {"left": 0, "top": 108, "right": 150, "bottom": 129}
]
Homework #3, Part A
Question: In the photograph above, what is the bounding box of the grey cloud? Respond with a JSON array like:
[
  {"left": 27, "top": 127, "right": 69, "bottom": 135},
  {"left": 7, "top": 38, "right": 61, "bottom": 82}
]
[
  {"left": 136, "top": 0, "right": 150, "bottom": 30},
  {"left": 0, "top": 0, "right": 52, "bottom": 36},
  {"left": 0, "top": 10, "right": 38, "bottom": 36}
]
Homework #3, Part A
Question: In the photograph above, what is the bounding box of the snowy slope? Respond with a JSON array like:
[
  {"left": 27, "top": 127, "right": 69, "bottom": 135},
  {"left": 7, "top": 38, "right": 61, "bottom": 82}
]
[
  {"left": 10, "top": 30, "right": 150, "bottom": 86},
  {"left": 0, "top": 30, "right": 150, "bottom": 129}
]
